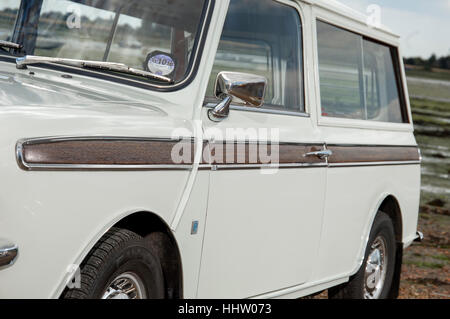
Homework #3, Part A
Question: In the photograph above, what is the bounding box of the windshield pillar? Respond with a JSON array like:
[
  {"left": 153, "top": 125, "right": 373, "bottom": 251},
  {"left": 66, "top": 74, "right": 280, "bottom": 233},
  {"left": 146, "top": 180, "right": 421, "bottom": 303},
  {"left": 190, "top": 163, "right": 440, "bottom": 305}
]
[{"left": 12, "top": 0, "right": 43, "bottom": 55}]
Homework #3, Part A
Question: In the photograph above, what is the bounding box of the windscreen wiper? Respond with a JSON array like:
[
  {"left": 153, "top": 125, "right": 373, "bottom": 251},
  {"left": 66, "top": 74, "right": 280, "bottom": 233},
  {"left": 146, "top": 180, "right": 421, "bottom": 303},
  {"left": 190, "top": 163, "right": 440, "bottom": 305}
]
[
  {"left": 16, "top": 55, "right": 173, "bottom": 84},
  {"left": 0, "top": 40, "right": 23, "bottom": 50}
]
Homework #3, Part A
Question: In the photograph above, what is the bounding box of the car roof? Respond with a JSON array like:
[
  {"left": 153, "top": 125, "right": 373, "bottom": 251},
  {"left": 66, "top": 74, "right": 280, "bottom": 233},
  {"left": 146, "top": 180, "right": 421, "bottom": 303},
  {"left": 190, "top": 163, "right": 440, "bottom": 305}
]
[{"left": 305, "top": 0, "right": 400, "bottom": 39}]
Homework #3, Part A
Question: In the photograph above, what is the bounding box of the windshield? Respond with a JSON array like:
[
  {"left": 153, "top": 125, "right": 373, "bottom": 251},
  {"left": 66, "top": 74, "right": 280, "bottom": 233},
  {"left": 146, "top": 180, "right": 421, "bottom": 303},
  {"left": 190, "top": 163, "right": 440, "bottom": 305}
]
[{"left": 0, "top": 0, "right": 208, "bottom": 83}]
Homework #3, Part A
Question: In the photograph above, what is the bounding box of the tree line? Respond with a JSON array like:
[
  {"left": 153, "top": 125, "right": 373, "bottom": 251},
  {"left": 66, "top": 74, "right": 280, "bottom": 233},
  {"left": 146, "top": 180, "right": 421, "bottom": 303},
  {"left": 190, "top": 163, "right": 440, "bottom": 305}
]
[{"left": 404, "top": 54, "right": 450, "bottom": 71}]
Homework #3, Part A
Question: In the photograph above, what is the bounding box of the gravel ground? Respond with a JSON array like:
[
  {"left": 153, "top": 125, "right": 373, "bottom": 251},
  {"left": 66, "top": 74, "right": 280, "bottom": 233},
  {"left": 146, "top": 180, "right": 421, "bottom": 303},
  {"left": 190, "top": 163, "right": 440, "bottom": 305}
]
[{"left": 399, "top": 207, "right": 449, "bottom": 299}]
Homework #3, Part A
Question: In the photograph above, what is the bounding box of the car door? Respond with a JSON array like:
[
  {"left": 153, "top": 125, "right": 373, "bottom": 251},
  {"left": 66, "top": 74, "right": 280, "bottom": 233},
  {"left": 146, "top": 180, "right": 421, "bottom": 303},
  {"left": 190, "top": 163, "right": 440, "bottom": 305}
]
[
  {"left": 197, "top": 0, "right": 327, "bottom": 298},
  {"left": 312, "top": 19, "right": 416, "bottom": 280}
]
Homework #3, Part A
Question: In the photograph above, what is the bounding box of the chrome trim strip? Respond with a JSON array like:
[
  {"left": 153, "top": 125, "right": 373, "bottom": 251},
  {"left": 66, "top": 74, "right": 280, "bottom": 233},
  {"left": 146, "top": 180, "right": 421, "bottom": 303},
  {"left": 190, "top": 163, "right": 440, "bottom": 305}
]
[
  {"left": 326, "top": 143, "right": 419, "bottom": 148},
  {"left": 329, "top": 160, "right": 421, "bottom": 168},
  {"left": 0, "top": 240, "right": 18, "bottom": 269},
  {"left": 199, "top": 163, "right": 328, "bottom": 170},
  {"left": 24, "top": 161, "right": 420, "bottom": 170},
  {"left": 17, "top": 135, "right": 189, "bottom": 145},
  {"left": 20, "top": 163, "right": 193, "bottom": 171},
  {"left": 199, "top": 160, "right": 420, "bottom": 170}
]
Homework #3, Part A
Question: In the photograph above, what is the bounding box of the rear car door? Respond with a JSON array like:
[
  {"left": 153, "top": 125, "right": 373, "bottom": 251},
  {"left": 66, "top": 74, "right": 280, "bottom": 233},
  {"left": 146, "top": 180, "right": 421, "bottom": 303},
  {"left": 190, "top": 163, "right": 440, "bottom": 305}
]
[{"left": 313, "top": 19, "right": 420, "bottom": 280}]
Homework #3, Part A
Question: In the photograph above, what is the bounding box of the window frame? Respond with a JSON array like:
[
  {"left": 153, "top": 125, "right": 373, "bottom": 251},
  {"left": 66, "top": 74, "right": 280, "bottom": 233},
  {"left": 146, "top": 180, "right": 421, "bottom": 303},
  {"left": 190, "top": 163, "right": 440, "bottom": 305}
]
[
  {"left": 204, "top": 0, "right": 309, "bottom": 118},
  {"left": 316, "top": 19, "right": 409, "bottom": 124},
  {"left": 313, "top": 13, "right": 412, "bottom": 131}
]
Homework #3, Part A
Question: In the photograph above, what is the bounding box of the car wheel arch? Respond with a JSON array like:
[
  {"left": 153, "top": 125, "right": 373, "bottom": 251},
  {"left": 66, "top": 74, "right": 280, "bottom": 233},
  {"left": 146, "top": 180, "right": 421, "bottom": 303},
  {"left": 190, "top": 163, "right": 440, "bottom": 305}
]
[
  {"left": 56, "top": 210, "right": 183, "bottom": 299},
  {"left": 350, "top": 193, "right": 403, "bottom": 276}
]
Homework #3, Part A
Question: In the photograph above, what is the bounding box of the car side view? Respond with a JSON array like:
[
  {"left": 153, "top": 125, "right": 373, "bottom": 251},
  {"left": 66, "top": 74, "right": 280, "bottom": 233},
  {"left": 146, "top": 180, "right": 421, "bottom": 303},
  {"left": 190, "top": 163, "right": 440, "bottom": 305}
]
[{"left": 0, "top": 0, "right": 421, "bottom": 299}]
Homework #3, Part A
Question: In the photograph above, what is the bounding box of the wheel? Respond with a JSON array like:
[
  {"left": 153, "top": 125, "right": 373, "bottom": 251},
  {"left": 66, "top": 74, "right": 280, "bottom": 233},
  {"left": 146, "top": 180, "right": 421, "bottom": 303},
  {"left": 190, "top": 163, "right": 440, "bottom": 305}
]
[
  {"left": 62, "top": 227, "right": 165, "bottom": 299},
  {"left": 329, "top": 212, "right": 396, "bottom": 299}
]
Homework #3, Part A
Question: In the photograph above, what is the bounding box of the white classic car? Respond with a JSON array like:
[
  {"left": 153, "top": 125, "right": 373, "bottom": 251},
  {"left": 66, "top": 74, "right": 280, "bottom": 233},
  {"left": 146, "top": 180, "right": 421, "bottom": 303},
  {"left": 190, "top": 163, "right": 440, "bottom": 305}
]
[{"left": 0, "top": 0, "right": 422, "bottom": 299}]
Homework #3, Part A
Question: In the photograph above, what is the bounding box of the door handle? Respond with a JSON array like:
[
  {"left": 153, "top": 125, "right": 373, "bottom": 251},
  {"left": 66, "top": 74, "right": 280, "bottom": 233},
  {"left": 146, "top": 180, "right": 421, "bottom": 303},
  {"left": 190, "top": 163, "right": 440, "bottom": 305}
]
[
  {"left": 304, "top": 149, "right": 333, "bottom": 160},
  {"left": 0, "top": 240, "right": 18, "bottom": 268}
]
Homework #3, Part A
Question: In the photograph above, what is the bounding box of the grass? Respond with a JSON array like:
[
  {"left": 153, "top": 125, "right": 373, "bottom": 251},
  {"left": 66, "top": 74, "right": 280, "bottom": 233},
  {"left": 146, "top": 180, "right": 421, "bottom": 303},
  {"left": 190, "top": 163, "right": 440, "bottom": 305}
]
[
  {"left": 404, "top": 260, "right": 445, "bottom": 269},
  {"left": 406, "top": 66, "right": 450, "bottom": 81},
  {"left": 433, "top": 254, "right": 450, "bottom": 262},
  {"left": 408, "top": 76, "right": 450, "bottom": 209},
  {"left": 407, "top": 81, "right": 450, "bottom": 101},
  {"left": 412, "top": 113, "right": 449, "bottom": 126},
  {"left": 410, "top": 98, "right": 450, "bottom": 114}
]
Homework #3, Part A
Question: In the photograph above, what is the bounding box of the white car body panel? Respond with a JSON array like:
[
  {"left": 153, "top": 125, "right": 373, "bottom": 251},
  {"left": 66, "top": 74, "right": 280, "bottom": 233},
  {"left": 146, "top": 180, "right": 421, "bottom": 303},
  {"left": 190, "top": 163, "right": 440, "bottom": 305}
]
[{"left": 198, "top": 107, "right": 327, "bottom": 297}]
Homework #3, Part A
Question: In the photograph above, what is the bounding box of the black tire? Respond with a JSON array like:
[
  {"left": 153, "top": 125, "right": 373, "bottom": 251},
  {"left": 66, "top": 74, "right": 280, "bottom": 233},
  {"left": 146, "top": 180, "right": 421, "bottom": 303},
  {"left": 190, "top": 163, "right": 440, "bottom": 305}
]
[
  {"left": 62, "top": 227, "right": 165, "bottom": 299},
  {"left": 329, "top": 212, "right": 396, "bottom": 299}
]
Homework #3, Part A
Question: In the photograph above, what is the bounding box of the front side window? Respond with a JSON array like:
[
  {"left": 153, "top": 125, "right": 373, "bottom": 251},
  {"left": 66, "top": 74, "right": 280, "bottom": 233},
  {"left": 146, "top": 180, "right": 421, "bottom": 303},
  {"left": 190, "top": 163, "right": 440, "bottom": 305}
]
[
  {"left": 0, "top": 0, "right": 20, "bottom": 41},
  {"left": 11, "top": 0, "right": 208, "bottom": 84},
  {"left": 317, "top": 20, "right": 407, "bottom": 123},
  {"left": 206, "top": 0, "right": 304, "bottom": 113}
]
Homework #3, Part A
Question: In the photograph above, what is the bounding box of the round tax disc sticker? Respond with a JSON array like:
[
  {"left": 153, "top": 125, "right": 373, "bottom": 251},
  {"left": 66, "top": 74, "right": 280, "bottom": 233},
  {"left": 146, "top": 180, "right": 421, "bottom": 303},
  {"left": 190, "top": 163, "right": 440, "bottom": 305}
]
[{"left": 145, "top": 52, "right": 176, "bottom": 77}]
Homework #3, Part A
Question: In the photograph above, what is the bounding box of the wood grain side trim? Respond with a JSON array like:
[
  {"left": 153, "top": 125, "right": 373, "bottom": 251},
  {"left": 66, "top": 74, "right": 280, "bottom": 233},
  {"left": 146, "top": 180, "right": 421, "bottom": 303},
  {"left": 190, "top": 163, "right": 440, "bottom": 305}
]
[
  {"left": 204, "top": 142, "right": 325, "bottom": 165},
  {"left": 17, "top": 137, "right": 195, "bottom": 170},
  {"left": 327, "top": 145, "right": 420, "bottom": 164},
  {"left": 16, "top": 137, "right": 420, "bottom": 171}
]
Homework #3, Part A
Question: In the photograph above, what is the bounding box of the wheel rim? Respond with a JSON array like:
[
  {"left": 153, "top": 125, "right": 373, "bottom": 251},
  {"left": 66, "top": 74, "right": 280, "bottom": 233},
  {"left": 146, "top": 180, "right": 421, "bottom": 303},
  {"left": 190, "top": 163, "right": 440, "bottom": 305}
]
[
  {"left": 363, "top": 236, "right": 388, "bottom": 299},
  {"left": 101, "top": 272, "right": 147, "bottom": 299}
]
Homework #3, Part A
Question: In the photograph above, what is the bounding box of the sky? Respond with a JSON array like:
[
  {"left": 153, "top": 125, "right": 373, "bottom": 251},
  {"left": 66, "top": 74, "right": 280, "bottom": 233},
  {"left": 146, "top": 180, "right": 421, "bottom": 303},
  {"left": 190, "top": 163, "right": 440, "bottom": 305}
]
[{"left": 338, "top": 0, "right": 450, "bottom": 58}]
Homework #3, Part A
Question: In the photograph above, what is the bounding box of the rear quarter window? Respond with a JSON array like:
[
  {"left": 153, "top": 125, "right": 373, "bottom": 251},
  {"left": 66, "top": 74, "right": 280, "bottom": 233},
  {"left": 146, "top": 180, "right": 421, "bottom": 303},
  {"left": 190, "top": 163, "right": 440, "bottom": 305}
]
[{"left": 316, "top": 20, "right": 408, "bottom": 123}]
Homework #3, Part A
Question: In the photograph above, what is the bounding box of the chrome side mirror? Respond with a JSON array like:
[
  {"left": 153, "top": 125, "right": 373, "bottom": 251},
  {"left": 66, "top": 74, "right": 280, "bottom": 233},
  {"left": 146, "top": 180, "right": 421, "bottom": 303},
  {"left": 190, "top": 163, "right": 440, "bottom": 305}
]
[{"left": 208, "top": 72, "right": 267, "bottom": 122}]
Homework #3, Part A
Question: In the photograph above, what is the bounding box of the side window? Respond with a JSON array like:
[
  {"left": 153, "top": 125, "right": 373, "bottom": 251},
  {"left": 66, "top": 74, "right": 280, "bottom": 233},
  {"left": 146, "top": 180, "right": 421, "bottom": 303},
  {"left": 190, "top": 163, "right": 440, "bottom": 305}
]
[
  {"left": 206, "top": 0, "right": 304, "bottom": 113},
  {"left": 317, "top": 20, "right": 407, "bottom": 123},
  {"left": 0, "top": 0, "right": 20, "bottom": 42},
  {"left": 316, "top": 21, "right": 364, "bottom": 119},
  {"left": 363, "top": 39, "right": 404, "bottom": 123}
]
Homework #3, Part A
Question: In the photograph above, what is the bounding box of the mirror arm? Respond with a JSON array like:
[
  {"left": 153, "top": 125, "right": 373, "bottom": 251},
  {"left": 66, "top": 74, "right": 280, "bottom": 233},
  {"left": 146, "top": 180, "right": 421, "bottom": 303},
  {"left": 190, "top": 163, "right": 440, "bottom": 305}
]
[{"left": 208, "top": 94, "right": 232, "bottom": 122}]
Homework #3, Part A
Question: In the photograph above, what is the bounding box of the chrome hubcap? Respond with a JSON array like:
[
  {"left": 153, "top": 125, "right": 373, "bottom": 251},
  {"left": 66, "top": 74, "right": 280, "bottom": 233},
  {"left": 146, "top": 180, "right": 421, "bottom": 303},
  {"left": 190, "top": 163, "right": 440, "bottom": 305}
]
[
  {"left": 101, "top": 272, "right": 146, "bottom": 299},
  {"left": 364, "top": 236, "right": 388, "bottom": 299}
]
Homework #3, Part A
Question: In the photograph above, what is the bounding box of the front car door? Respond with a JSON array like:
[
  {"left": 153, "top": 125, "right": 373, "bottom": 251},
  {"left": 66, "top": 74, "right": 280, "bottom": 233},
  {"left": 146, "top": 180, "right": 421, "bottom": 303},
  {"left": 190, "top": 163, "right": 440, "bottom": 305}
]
[{"left": 197, "top": 0, "right": 327, "bottom": 298}]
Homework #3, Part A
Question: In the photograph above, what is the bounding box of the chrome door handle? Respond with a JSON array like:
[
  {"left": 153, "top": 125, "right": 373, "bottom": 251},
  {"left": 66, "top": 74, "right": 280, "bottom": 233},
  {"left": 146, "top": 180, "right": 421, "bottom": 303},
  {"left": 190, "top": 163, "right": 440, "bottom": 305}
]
[
  {"left": 0, "top": 240, "right": 18, "bottom": 268},
  {"left": 304, "top": 149, "right": 333, "bottom": 160}
]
